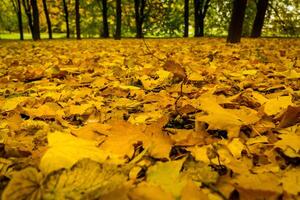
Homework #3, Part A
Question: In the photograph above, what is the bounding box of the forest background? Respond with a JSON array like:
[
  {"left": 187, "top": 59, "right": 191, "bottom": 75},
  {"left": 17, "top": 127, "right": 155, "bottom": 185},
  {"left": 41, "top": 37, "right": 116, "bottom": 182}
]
[{"left": 0, "top": 0, "right": 299, "bottom": 40}]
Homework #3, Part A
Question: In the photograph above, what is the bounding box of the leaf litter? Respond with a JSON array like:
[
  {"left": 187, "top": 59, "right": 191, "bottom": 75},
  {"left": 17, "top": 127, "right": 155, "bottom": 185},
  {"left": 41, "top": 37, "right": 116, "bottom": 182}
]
[{"left": 0, "top": 38, "right": 300, "bottom": 199}]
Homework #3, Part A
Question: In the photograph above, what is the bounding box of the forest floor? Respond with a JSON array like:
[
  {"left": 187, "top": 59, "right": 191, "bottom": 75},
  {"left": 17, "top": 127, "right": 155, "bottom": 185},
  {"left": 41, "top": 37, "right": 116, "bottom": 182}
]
[{"left": 0, "top": 38, "right": 300, "bottom": 200}]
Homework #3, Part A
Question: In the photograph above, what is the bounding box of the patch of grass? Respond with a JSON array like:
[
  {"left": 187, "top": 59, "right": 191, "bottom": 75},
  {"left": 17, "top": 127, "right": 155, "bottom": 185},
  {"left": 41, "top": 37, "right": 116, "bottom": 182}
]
[{"left": 0, "top": 32, "right": 66, "bottom": 40}]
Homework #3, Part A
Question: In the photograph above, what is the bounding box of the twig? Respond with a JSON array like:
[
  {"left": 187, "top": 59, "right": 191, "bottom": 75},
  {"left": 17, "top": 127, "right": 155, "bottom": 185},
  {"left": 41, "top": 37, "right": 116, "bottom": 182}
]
[
  {"left": 142, "top": 38, "right": 187, "bottom": 116},
  {"left": 142, "top": 38, "right": 166, "bottom": 62},
  {"left": 202, "top": 182, "right": 228, "bottom": 200},
  {"left": 175, "top": 79, "right": 185, "bottom": 115}
]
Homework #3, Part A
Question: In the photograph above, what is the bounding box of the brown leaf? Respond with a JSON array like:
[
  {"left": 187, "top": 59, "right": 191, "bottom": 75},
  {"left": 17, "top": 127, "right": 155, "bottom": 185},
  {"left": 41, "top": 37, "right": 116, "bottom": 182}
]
[
  {"left": 278, "top": 105, "right": 300, "bottom": 128},
  {"left": 162, "top": 60, "right": 186, "bottom": 81}
]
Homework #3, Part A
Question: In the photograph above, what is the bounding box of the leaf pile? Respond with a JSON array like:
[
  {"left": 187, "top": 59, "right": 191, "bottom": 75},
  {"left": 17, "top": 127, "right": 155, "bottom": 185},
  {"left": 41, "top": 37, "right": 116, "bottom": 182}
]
[{"left": 0, "top": 38, "right": 300, "bottom": 199}]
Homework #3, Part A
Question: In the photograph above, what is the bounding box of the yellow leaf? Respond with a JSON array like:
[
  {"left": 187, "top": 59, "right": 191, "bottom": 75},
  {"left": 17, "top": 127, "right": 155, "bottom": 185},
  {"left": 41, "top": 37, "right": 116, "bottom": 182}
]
[
  {"left": 23, "top": 102, "right": 62, "bottom": 118},
  {"left": 234, "top": 172, "right": 282, "bottom": 195},
  {"left": 128, "top": 111, "right": 163, "bottom": 124},
  {"left": 242, "top": 69, "right": 257, "bottom": 75},
  {"left": 2, "top": 168, "right": 43, "bottom": 200},
  {"left": 40, "top": 131, "right": 123, "bottom": 173},
  {"left": 129, "top": 182, "right": 174, "bottom": 200},
  {"left": 196, "top": 97, "right": 260, "bottom": 138},
  {"left": 274, "top": 132, "right": 300, "bottom": 152},
  {"left": 264, "top": 95, "right": 293, "bottom": 116},
  {"left": 147, "top": 159, "right": 186, "bottom": 198},
  {"left": 181, "top": 180, "right": 209, "bottom": 200},
  {"left": 1, "top": 97, "right": 28, "bottom": 112},
  {"left": 227, "top": 138, "right": 245, "bottom": 159},
  {"left": 69, "top": 103, "right": 93, "bottom": 115},
  {"left": 281, "top": 168, "right": 300, "bottom": 195},
  {"left": 246, "top": 135, "right": 269, "bottom": 145}
]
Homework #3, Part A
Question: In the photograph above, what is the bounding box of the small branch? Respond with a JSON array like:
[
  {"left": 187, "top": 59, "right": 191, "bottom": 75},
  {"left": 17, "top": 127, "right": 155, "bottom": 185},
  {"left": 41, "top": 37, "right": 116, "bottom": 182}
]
[
  {"left": 202, "top": 182, "right": 228, "bottom": 200},
  {"left": 175, "top": 79, "right": 185, "bottom": 115},
  {"left": 142, "top": 38, "right": 166, "bottom": 62}
]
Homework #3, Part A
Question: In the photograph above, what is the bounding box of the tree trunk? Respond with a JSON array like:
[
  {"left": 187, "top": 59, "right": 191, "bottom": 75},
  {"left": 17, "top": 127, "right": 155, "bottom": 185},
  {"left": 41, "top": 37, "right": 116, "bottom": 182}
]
[
  {"left": 227, "top": 0, "right": 247, "bottom": 43},
  {"left": 251, "top": 0, "right": 268, "bottom": 38},
  {"left": 134, "top": 0, "right": 146, "bottom": 38},
  {"left": 134, "top": 0, "right": 140, "bottom": 38},
  {"left": 15, "top": 0, "right": 24, "bottom": 40},
  {"left": 199, "top": 15, "right": 204, "bottom": 37},
  {"left": 22, "top": 0, "right": 34, "bottom": 36},
  {"left": 184, "top": 0, "right": 189, "bottom": 37},
  {"left": 194, "top": 0, "right": 210, "bottom": 37},
  {"left": 42, "top": 0, "right": 52, "bottom": 39},
  {"left": 31, "top": 0, "right": 40, "bottom": 40},
  {"left": 75, "top": 0, "right": 81, "bottom": 39},
  {"left": 62, "top": 0, "right": 70, "bottom": 38},
  {"left": 102, "top": 0, "right": 109, "bottom": 37},
  {"left": 194, "top": 0, "right": 199, "bottom": 37},
  {"left": 115, "top": 0, "right": 121, "bottom": 39}
]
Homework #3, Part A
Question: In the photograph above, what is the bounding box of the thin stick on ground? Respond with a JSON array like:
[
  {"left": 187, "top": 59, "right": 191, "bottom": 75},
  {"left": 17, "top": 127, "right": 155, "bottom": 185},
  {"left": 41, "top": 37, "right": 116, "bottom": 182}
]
[{"left": 142, "top": 38, "right": 166, "bottom": 62}]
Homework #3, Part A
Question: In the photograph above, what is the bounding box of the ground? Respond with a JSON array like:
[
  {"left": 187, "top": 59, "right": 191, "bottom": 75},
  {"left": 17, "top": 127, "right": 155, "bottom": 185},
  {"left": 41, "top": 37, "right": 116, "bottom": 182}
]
[{"left": 0, "top": 38, "right": 300, "bottom": 199}]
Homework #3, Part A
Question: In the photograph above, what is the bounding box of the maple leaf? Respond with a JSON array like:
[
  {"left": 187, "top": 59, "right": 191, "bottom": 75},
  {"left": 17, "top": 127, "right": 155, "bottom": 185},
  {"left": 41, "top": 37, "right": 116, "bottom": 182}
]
[
  {"left": 263, "top": 95, "right": 293, "bottom": 116},
  {"left": 2, "top": 167, "right": 43, "bottom": 200},
  {"left": 2, "top": 159, "right": 129, "bottom": 200},
  {"left": 43, "top": 159, "right": 128, "bottom": 199},
  {"left": 277, "top": 105, "right": 300, "bottom": 128},
  {"left": 233, "top": 172, "right": 282, "bottom": 199},
  {"left": 1, "top": 96, "right": 28, "bottom": 112},
  {"left": 281, "top": 168, "right": 300, "bottom": 195},
  {"left": 182, "top": 159, "right": 219, "bottom": 184},
  {"left": 1, "top": 38, "right": 300, "bottom": 199},
  {"left": 143, "top": 117, "right": 173, "bottom": 159},
  {"left": 40, "top": 131, "right": 124, "bottom": 173},
  {"left": 196, "top": 96, "right": 260, "bottom": 138},
  {"left": 274, "top": 131, "right": 300, "bottom": 153},
  {"left": 162, "top": 60, "right": 187, "bottom": 81},
  {"left": 99, "top": 120, "right": 147, "bottom": 158},
  {"left": 227, "top": 138, "right": 245, "bottom": 159},
  {"left": 129, "top": 182, "right": 174, "bottom": 200},
  {"left": 146, "top": 159, "right": 187, "bottom": 198},
  {"left": 180, "top": 180, "right": 209, "bottom": 200}
]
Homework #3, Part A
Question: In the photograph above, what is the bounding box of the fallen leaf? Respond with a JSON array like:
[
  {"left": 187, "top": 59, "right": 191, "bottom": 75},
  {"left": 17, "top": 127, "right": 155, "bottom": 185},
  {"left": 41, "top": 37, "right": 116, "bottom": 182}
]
[
  {"left": 1, "top": 97, "right": 28, "bottom": 112},
  {"left": 233, "top": 172, "right": 282, "bottom": 199},
  {"left": 274, "top": 131, "right": 300, "bottom": 153},
  {"left": 129, "top": 182, "right": 174, "bottom": 200},
  {"left": 278, "top": 105, "right": 300, "bottom": 128},
  {"left": 40, "top": 131, "right": 123, "bottom": 173},
  {"left": 2, "top": 167, "right": 43, "bottom": 200},
  {"left": 43, "top": 159, "right": 128, "bottom": 199},
  {"left": 227, "top": 138, "right": 245, "bottom": 159},
  {"left": 263, "top": 96, "right": 293, "bottom": 116},
  {"left": 147, "top": 159, "right": 186, "bottom": 198},
  {"left": 162, "top": 60, "right": 186, "bottom": 81},
  {"left": 281, "top": 168, "right": 300, "bottom": 195}
]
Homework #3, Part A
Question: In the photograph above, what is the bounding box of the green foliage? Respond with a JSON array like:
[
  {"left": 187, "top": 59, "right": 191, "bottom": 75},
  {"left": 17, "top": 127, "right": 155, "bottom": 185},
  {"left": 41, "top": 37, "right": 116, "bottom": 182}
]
[
  {"left": 205, "top": 0, "right": 232, "bottom": 36},
  {"left": 0, "top": 1, "right": 19, "bottom": 32},
  {"left": 0, "top": 0, "right": 299, "bottom": 38}
]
